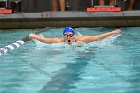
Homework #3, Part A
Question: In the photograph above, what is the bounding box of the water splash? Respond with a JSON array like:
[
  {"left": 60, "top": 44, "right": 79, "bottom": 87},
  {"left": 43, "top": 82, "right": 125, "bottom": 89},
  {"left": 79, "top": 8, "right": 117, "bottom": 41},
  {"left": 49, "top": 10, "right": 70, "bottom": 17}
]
[
  {"left": 33, "top": 34, "right": 121, "bottom": 51},
  {"left": 87, "top": 34, "right": 121, "bottom": 48}
]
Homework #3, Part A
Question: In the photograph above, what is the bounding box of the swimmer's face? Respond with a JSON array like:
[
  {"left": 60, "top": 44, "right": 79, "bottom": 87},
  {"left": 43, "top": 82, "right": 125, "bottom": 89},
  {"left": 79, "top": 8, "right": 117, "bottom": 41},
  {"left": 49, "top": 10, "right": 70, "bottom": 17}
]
[{"left": 63, "top": 32, "right": 74, "bottom": 44}]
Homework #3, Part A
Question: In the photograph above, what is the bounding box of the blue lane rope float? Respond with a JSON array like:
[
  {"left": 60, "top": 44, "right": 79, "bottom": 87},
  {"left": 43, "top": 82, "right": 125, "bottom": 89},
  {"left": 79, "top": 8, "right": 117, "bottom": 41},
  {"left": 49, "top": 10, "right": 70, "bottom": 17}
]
[{"left": 0, "top": 27, "right": 50, "bottom": 56}]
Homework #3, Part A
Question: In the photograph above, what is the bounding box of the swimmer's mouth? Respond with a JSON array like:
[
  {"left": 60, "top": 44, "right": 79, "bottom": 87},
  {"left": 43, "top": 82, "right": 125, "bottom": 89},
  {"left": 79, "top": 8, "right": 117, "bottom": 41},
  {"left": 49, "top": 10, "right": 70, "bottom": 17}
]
[
  {"left": 67, "top": 40, "right": 72, "bottom": 44},
  {"left": 68, "top": 40, "right": 71, "bottom": 42}
]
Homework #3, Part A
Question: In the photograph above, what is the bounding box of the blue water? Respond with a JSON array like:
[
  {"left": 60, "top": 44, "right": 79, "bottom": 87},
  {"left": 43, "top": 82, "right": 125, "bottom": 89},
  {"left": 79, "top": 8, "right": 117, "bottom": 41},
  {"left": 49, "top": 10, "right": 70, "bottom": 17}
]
[{"left": 0, "top": 27, "right": 140, "bottom": 93}]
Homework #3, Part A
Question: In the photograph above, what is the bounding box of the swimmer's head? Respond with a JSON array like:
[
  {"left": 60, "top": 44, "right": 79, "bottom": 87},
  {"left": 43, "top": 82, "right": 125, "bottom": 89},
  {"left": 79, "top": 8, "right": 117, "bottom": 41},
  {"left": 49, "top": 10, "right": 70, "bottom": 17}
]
[
  {"left": 63, "top": 27, "right": 75, "bottom": 44},
  {"left": 63, "top": 27, "right": 75, "bottom": 35}
]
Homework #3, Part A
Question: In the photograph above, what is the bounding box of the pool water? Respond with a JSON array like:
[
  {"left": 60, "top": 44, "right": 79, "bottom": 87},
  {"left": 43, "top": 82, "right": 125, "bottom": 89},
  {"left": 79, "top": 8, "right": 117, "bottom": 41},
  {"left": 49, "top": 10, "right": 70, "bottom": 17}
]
[{"left": 0, "top": 27, "right": 140, "bottom": 93}]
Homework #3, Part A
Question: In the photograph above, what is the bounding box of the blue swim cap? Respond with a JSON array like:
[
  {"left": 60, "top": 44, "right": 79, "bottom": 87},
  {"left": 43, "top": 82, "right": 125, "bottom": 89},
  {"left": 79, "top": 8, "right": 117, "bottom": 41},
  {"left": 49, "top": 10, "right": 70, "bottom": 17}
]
[{"left": 63, "top": 27, "right": 75, "bottom": 35}]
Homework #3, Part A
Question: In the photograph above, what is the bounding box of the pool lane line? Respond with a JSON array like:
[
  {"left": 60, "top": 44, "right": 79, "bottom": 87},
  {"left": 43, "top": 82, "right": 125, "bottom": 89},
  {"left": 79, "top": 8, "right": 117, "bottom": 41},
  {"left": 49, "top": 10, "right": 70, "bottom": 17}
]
[{"left": 0, "top": 27, "right": 51, "bottom": 56}]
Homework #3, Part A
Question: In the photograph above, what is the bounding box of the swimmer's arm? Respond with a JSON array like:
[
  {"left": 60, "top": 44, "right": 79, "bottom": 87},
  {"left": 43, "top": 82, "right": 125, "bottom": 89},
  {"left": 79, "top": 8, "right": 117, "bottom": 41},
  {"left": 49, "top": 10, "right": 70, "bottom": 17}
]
[
  {"left": 95, "top": 29, "right": 121, "bottom": 40},
  {"left": 78, "top": 29, "right": 121, "bottom": 43},
  {"left": 29, "top": 34, "right": 63, "bottom": 43}
]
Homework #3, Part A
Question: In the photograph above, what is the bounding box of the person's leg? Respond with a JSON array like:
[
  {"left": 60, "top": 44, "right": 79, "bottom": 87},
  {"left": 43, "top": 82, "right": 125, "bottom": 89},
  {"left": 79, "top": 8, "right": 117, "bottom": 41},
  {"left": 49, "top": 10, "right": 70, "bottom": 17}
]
[
  {"left": 109, "top": 0, "right": 115, "bottom": 6},
  {"left": 59, "top": 0, "right": 65, "bottom": 11},
  {"left": 128, "top": 0, "right": 136, "bottom": 10},
  {"left": 52, "top": 0, "right": 58, "bottom": 11},
  {"left": 99, "top": 0, "right": 105, "bottom": 5}
]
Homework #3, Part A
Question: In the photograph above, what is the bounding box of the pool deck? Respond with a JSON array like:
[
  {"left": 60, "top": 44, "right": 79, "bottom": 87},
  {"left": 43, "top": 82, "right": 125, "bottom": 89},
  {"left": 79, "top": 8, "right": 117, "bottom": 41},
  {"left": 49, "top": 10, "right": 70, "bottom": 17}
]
[{"left": 0, "top": 11, "right": 140, "bottom": 29}]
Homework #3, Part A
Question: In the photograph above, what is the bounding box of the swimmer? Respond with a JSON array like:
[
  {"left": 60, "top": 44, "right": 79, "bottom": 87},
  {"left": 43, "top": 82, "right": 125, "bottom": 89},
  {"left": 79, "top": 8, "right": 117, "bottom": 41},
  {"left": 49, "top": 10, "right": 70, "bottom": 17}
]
[{"left": 29, "top": 27, "right": 121, "bottom": 45}]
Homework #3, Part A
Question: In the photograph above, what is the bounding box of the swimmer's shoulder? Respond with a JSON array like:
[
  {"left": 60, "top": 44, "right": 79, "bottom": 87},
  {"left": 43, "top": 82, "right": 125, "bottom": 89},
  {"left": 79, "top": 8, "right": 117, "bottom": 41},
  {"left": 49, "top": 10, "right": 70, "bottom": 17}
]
[
  {"left": 74, "top": 36, "right": 88, "bottom": 42},
  {"left": 74, "top": 36, "right": 83, "bottom": 40},
  {"left": 51, "top": 37, "right": 64, "bottom": 43}
]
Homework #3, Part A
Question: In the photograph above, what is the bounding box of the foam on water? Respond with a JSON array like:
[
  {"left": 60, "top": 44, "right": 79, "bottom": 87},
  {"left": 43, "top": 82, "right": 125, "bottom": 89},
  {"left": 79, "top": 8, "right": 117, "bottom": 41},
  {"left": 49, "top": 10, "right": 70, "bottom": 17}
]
[{"left": 33, "top": 34, "right": 121, "bottom": 51}]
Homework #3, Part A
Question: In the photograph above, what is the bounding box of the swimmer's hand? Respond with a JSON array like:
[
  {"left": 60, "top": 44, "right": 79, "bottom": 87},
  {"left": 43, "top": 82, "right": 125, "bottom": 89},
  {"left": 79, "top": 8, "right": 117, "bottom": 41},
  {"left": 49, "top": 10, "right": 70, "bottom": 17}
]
[
  {"left": 111, "top": 29, "right": 122, "bottom": 34},
  {"left": 22, "top": 33, "right": 37, "bottom": 42},
  {"left": 29, "top": 33, "right": 38, "bottom": 39}
]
